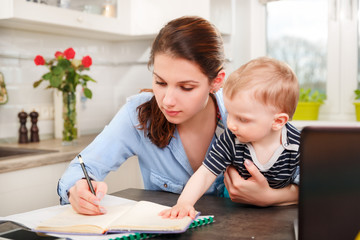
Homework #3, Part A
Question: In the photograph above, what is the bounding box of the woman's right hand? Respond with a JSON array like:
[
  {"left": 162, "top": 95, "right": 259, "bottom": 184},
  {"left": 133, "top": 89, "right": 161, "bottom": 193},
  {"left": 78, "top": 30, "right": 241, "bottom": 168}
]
[
  {"left": 224, "top": 160, "right": 298, "bottom": 206},
  {"left": 68, "top": 179, "right": 108, "bottom": 215}
]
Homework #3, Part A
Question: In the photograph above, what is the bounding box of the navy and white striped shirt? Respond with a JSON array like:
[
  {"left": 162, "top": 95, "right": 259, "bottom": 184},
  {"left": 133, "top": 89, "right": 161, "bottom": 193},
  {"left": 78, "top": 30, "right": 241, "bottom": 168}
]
[{"left": 203, "top": 122, "right": 300, "bottom": 189}]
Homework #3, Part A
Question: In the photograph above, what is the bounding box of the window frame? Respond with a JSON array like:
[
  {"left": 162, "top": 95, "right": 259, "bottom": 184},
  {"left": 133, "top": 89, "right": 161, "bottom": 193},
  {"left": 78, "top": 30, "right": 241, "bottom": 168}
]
[{"left": 247, "top": 0, "right": 359, "bottom": 123}]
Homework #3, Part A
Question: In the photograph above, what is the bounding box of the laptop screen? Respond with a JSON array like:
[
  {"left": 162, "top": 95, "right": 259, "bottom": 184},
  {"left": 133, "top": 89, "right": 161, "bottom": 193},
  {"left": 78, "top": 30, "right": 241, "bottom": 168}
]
[{"left": 299, "top": 126, "right": 360, "bottom": 240}]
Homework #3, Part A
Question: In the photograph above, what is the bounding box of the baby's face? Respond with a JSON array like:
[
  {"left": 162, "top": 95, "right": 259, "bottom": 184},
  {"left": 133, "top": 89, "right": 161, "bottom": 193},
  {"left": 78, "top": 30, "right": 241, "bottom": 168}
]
[{"left": 224, "top": 90, "right": 278, "bottom": 144}]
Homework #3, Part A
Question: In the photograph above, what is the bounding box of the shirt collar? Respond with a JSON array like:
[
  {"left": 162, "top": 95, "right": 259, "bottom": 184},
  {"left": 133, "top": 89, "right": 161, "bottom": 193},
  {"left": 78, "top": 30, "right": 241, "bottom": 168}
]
[{"left": 282, "top": 123, "right": 299, "bottom": 151}]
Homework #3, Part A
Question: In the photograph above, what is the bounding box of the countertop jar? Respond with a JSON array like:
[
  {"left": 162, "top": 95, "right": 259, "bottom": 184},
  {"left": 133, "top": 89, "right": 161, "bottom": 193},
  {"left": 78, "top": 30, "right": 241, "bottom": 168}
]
[{"left": 102, "top": 0, "right": 116, "bottom": 18}]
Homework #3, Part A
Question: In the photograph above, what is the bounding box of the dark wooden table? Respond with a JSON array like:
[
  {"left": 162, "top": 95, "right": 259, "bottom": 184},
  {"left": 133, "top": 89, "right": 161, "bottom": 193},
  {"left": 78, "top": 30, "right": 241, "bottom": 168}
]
[
  {"left": 0, "top": 188, "right": 298, "bottom": 240},
  {"left": 113, "top": 188, "right": 298, "bottom": 240}
]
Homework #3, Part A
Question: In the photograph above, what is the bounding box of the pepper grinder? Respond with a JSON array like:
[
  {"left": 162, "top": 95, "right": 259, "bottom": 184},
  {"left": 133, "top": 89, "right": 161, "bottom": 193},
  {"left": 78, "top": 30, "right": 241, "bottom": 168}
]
[
  {"left": 30, "top": 110, "right": 40, "bottom": 142},
  {"left": 18, "top": 110, "right": 28, "bottom": 144}
]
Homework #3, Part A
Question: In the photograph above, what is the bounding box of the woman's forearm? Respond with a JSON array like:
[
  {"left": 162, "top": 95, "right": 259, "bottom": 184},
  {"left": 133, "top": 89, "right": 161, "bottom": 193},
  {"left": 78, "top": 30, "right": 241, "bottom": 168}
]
[{"left": 267, "top": 184, "right": 299, "bottom": 206}]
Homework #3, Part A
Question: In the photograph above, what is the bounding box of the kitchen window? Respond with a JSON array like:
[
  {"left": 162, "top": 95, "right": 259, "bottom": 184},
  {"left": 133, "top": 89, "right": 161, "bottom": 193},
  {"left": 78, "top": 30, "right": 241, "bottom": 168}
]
[{"left": 265, "top": 0, "right": 358, "bottom": 122}]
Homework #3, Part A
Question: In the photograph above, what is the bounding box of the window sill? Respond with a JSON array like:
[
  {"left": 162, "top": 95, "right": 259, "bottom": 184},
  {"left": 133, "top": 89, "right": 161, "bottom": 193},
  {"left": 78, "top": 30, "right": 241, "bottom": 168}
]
[{"left": 290, "top": 120, "right": 360, "bottom": 130}]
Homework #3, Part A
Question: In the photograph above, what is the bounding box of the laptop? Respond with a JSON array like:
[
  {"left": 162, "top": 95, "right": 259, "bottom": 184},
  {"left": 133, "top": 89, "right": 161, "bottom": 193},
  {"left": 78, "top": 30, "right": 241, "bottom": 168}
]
[{"left": 298, "top": 126, "right": 360, "bottom": 240}]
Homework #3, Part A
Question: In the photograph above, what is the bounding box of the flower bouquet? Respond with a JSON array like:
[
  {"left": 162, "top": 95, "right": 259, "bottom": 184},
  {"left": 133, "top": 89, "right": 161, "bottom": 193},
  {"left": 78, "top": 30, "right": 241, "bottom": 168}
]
[{"left": 34, "top": 47, "right": 96, "bottom": 144}]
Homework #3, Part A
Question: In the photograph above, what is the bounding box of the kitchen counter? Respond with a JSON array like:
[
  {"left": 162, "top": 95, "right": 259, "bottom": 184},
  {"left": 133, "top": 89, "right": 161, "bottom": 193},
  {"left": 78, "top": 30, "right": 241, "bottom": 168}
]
[{"left": 0, "top": 134, "right": 97, "bottom": 173}]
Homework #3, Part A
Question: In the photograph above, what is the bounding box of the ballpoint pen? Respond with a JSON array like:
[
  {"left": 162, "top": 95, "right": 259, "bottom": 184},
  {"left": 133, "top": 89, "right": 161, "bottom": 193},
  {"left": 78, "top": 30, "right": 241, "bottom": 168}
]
[{"left": 77, "top": 154, "right": 96, "bottom": 195}]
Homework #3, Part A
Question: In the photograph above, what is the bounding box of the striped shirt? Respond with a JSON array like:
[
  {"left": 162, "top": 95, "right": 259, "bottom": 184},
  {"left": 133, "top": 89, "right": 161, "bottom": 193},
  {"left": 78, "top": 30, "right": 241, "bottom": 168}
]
[{"left": 203, "top": 122, "right": 300, "bottom": 189}]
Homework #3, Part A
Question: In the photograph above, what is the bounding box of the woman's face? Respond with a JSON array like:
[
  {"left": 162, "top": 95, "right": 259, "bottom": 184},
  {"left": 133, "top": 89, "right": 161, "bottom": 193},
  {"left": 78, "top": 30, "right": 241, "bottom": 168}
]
[{"left": 152, "top": 54, "right": 212, "bottom": 125}]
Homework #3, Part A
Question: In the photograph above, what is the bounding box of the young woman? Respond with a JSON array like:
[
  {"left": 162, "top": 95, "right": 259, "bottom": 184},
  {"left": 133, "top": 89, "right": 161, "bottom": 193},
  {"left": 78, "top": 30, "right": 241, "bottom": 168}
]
[{"left": 57, "top": 16, "right": 299, "bottom": 215}]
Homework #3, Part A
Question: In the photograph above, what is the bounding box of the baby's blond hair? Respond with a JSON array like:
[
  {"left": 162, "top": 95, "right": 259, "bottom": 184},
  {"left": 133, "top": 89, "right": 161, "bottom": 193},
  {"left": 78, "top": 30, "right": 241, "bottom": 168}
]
[{"left": 223, "top": 57, "right": 299, "bottom": 118}]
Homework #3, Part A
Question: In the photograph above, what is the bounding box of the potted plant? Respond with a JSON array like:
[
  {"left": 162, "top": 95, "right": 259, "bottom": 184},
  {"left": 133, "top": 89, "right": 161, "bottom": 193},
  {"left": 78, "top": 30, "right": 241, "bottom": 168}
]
[
  {"left": 33, "top": 47, "right": 96, "bottom": 145},
  {"left": 354, "top": 89, "right": 360, "bottom": 121},
  {"left": 292, "top": 88, "right": 326, "bottom": 120}
]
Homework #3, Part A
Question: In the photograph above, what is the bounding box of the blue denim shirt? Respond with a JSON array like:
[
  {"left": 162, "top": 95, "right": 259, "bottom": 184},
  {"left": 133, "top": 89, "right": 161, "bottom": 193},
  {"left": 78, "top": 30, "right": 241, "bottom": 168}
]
[{"left": 57, "top": 90, "right": 228, "bottom": 204}]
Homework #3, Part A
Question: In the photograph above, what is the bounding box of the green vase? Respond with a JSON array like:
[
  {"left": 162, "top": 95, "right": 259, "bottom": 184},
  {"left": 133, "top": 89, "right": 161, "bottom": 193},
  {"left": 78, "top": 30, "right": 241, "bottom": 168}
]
[{"left": 62, "top": 91, "right": 78, "bottom": 145}]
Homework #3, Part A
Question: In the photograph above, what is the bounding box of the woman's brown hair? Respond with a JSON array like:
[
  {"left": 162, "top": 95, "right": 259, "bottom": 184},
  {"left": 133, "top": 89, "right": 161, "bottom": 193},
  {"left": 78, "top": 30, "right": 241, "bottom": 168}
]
[{"left": 137, "top": 16, "right": 225, "bottom": 148}]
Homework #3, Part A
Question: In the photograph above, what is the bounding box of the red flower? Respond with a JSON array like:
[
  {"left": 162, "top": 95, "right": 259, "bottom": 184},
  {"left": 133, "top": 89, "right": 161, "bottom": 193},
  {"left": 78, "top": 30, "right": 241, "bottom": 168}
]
[
  {"left": 54, "top": 51, "right": 63, "bottom": 59},
  {"left": 82, "top": 55, "right": 92, "bottom": 68},
  {"left": 34, "top": 55, "right": 45, "bottom": 65},
  {"left": 63, "top": 47, "right": 75, "bottom": 60}
]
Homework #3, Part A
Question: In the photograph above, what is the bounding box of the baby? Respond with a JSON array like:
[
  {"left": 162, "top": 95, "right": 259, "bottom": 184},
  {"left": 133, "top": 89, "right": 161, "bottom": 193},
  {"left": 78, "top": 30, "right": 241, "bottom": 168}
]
[{"left": 160, "top": 56, "right": 300, "bottom": 219}]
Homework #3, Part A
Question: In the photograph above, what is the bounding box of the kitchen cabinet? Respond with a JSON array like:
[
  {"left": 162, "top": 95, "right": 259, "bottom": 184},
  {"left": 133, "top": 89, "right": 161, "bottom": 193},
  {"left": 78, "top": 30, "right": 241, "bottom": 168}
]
[
  {"left": 0, "top": 0, "right": 232, "bottom": 41},
  {"left": 0, "top": 0, "right": 130, "bottom": 41},
  {"left": 0, "top": 157, "right": 143, "bottom": 216},
  {"left": 0, "top": 135, "right": 143, "bottom": 216},
  {"left": 118, "top": 0, "right": 232, "bottom": 36}
]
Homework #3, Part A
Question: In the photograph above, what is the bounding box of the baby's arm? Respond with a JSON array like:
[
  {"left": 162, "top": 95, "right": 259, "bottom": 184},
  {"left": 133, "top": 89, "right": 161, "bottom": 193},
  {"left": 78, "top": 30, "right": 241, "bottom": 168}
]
[{"left": 159, "top": 165, "right": 217, "bottom": 219}]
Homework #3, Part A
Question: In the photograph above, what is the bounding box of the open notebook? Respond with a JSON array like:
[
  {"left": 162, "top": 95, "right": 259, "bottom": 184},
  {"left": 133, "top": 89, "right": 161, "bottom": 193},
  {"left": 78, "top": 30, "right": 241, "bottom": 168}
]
[
  {"left": 0, "top": 195, "right": 214, "bottom": 240},
  {"left": 35, "top": 200, "right": 198, "bottom": 235}
]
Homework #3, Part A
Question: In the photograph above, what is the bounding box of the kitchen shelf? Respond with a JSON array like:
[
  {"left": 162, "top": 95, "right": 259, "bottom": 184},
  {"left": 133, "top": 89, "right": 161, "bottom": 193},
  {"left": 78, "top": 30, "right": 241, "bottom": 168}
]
[
  {"left": 290, "top": 120, "right": 360, "bottom": 130},
  {"left": 0, "top": 0, "right": 232, "bottom": 41},
  {"left": 0, "top": 0, "right": 139, "bottom": 41}
]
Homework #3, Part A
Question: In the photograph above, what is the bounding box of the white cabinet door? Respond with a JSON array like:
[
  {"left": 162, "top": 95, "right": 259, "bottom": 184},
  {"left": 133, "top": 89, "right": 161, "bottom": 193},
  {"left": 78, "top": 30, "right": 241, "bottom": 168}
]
[
  {"left": 0, "top": 0, "right": 232, "bottom": 41},
  {"left": 118, "top": 0, "right": 232, "bottom": 36},
  {"left": 0, "top": 0, "right": 130, "bottom": 40}
]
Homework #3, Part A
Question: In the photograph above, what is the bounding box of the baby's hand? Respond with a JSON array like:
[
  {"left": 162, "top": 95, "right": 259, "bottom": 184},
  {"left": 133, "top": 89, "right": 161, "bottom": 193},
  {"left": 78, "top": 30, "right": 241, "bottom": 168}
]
[{"left": 159, "top": 203, "right": 196, "bottom": 219}]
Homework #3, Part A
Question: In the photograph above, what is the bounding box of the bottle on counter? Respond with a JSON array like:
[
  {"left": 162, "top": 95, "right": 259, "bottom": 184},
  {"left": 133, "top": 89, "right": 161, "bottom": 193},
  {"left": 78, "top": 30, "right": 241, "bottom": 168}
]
[
  {"left": 58, "top": 0, "right": 70, "bottom": 8},
  {"left": 102, "top": 0, "right": 116, "bottom": 18}
]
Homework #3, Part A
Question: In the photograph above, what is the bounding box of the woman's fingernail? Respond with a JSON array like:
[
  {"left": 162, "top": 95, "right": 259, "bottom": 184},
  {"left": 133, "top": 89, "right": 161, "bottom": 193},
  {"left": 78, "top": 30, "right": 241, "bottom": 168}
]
[
  {"left": 97, "top": 192, "right": 104, "bottom": 200},
  {"left": 93, "top": 199, "right": 100, "bottom": 205},
  {"left": 100, "top": 207, "right": 107, "bottom": 214}
]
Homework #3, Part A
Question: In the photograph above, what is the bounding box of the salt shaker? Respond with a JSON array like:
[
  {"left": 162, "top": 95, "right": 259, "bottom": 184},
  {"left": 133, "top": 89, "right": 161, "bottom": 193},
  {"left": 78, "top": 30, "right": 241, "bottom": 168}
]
[
  {"left": 18, "top": 110, "right": 28, "bottom": 144},
  {"left": 30, "top": 110, "right": 40, "bottom": 142}
]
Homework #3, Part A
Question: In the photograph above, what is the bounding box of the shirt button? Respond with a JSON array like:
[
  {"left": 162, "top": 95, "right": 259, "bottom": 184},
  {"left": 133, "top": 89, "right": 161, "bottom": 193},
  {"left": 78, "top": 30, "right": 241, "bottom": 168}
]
[{"left": 164, "top": 183, "right": 168, "bottom": 188}]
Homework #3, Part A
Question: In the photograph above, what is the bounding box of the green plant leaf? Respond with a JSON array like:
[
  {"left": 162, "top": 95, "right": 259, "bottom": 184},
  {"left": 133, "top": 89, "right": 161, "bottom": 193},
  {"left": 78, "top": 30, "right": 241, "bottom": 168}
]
[
  {"left": 58, "top": 59, "right": 71, "bottom": 69},
  {"left": 52, "top": 66, "right": 63, "bottom": 75},
  {"left": 74, "top": 73, "right": 80, "bottom": 86},
  {"left": 50, "top": 75, "right": 62, "bottom": 88},
  {"left": 33, "top": 79, "right": 43, "bottom": 88},
  {"left": 81, "top": 74, "right": 96, "bottom": 82},
  {"left": 298, "top": 88, "right": 326, "bottom": 103},
  {"left": 83, "top": 88, "right": 92, "bottom": 99},
  {"left": 355, "top": 89, "right": 360, "bottom": 100},
  {"left": 42, "top": 72, "right": 52, "bottom": 80}
]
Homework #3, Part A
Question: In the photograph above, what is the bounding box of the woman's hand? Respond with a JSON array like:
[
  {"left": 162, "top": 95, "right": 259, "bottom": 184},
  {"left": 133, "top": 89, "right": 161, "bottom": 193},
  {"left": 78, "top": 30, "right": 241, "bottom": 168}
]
[
  {"left": 159, "top": 203, "right": 197, "bottom": 219},
  {"left": 68, "top": 179, "right": 108, "bottom": 215},
  {"left": 224, "top": 159, "right": 298, "bottom": 207}
]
